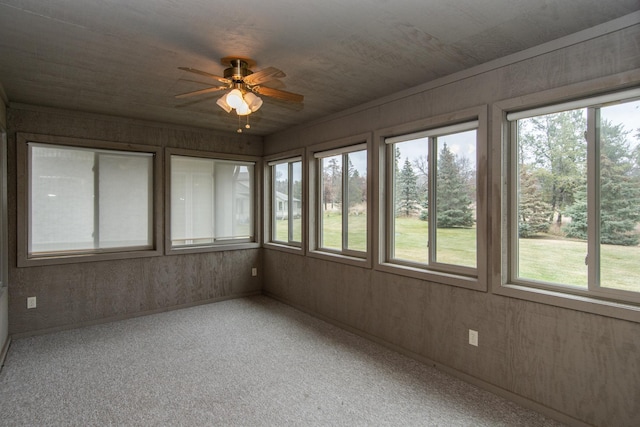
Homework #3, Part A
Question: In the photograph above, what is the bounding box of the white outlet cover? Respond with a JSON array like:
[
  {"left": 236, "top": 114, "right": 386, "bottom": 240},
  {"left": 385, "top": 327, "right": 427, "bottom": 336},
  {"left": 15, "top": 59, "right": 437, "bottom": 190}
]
[
  {"left": 469, "top": 329, "right": 478, "bottom": 346},
  {"left": 27, "top": 296, "right": 37, "bottom": 309}
]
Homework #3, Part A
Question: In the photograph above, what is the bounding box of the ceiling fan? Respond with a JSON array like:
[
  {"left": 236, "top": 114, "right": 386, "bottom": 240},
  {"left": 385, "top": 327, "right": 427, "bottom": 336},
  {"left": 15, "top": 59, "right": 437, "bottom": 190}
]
[{"left": 176, "top": 57, "right": 304, "bottom": 132}]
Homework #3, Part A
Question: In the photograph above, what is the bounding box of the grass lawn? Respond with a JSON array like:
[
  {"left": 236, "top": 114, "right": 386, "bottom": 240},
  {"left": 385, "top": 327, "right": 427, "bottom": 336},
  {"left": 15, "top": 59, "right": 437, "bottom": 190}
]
[{"left": 274, "top": 215, "right": 639, "bottom": 293}]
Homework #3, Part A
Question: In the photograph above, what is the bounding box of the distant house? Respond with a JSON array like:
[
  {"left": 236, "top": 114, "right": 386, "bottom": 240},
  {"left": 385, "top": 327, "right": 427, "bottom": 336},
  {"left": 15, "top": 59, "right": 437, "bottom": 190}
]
[{"left": 274, "top": 191, "right": 301, "bottom": 220}]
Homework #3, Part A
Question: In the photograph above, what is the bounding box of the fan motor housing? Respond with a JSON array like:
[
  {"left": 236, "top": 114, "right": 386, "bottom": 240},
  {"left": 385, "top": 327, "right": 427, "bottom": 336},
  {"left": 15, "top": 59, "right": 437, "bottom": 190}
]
[{"left": 222, "top": 58, "right": 254, "bottom": 82}]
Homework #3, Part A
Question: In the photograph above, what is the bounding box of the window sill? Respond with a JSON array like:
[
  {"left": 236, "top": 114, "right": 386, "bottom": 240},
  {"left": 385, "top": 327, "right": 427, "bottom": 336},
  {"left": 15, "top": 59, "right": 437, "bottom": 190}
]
[
  {"left": 263, "top": 242, "right": 305, "bottom": 256},
  {"left": 307, "top": 249, "right": 372, "bottom": 269},
  {"left": 18, "top": 248, "right": 162, "bottom": 267},
  {"left": 494, "top": 282, "right": 640, "bottom": 323},
  {"left": 376, "top": 262, "right": 486, "bottom": 291},
  {"left": 166, "top": 242, "right": 260, "bottom": 256}
]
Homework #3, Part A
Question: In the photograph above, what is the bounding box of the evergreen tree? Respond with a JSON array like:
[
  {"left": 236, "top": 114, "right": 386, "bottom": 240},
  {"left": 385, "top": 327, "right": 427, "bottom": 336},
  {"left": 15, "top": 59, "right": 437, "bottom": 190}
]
[
  {"left": 518, "top": 165, "right": 553, "bottom": 237},
  {"left": 322, "top": 157, "right": 342, "bottom": 210},
  {"left": 565, "top": 120, "right": 640, "bottom": 245},
  {"left": 348, "top": 167, "right": 367, "bottom": 208},
  {"left": 436, "top": 143, "right": 474, "bottom": 228},
  {"left": 395, "top": 158, "right": 420, "bottom": 217}
]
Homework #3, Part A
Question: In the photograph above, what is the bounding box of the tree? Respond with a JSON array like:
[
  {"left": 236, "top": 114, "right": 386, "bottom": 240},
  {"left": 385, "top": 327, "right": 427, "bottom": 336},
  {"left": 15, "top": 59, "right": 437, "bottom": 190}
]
[
  {"left": 322, "top": 157, "right": 341, "bottom": 210},
  {"left": 413, "top": 155, "right": 429, "bottom": 219},
  {"left": 564, "top": 120, "right": 640, "bottom": 245},
  {"left": 518, "top": 165, "right": 553, "bottom": 237},
  {"left": 395, "top": 158, "right": 420, "bottom": 217},
  {"left": 436, "top": 143, "right": 474, "bottom": 228},
  {"left": 520, "top": 110, "right": 586, "bottom": 224},
  {"left": 348, "top": 164, "right": 367, "bottom": 209}
]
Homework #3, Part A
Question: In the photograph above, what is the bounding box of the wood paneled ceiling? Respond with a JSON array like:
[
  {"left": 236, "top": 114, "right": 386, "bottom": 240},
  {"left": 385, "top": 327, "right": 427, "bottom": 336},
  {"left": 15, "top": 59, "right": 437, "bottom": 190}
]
[{"left": 0, "top": 0, "right": 637, "bottom": 136}]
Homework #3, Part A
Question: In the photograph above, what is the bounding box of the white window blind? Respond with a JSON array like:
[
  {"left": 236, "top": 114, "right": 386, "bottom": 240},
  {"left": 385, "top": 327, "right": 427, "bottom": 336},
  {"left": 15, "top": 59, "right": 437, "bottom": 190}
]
[
  {"left": 171, "top": 155, "right": 255, "bottom": 246},
  {"left": 29, "top": 143, "right": 154, "bottom": 254}
]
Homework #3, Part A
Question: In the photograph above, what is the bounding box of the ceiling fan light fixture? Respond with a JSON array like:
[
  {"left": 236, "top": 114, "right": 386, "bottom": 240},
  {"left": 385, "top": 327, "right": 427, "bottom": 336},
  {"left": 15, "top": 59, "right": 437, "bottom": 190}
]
[
  {"left": 216, "top": 94, "right": 232, "bottom": 113},
  {"left": 243, "top": 92, "right": 263, "bottom": 112},
  {"left": 226, "top": 89, "right": 244, "bottom": 109},
  {"left": 235, "top": 100, "right": 252, "bottom": 116}
]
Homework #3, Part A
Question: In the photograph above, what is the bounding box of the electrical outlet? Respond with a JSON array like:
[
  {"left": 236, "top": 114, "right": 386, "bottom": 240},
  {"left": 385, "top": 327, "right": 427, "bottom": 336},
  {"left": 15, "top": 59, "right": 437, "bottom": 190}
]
[
  {"left": 469, "top": 329, "right": 478, "bottom": 346},
  {"left": 27, "top": 296, "right": 37, "bottom": 309},
  {"left": 251, "top": 267, "right": 257, "bottom": 277}
]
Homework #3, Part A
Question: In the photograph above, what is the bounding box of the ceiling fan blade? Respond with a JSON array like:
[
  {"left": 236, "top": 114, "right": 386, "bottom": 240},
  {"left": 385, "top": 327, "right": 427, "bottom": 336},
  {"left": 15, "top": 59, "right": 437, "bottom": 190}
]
[
  {"left": 244, "top": 67, "right": 286, "bottom": 86},
  {"left": 254, "top": 86, "right": 304, "bottom": 103},
  {"left": 178, "top": 67, "right": 230, "bottom": 84},
  {"left": 175, "top": 86, "right": 228, "bottom": 99}
]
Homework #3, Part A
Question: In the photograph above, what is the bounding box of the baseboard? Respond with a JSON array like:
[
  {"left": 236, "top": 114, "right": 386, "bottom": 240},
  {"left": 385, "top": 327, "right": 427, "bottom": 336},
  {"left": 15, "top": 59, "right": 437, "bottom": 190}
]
[
  {"left": 11, "top": 291, "right": 262, "bottom": 340},
  {"left": 0, "top": 335, "right": 10, "bottom": 372},
  {"left": 263, "top": 291, "right": 589, "bottom": 427}
]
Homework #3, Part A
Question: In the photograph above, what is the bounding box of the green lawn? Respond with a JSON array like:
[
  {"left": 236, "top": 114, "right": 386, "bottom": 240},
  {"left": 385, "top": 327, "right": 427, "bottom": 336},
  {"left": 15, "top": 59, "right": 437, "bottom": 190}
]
[
  {"left": 274, "top": 217, "right": 302, "bottom": 243},
  {"left": 274, "top": 215, "right": 639, "bottom": 293}
]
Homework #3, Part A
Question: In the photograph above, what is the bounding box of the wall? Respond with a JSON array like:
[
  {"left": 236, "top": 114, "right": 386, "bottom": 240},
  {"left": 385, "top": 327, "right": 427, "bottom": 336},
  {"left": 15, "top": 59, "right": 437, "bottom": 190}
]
[
  {"left": 7, "top": 106, "right": 263, "bottom": 336},
  {"left": 0, "top": 89, "right": 8, "bottom": 365},
  {"left": 263, "top": 20, "right": 640, "bottom": 427}
]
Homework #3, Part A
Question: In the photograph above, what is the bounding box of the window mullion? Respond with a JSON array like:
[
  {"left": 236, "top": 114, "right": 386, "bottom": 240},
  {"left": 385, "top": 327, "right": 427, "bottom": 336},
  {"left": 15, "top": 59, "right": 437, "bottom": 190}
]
[
  {"left": 387, "top": 144, "right": 395, "bottom": 261},
  {"left": 587, "top": 107, "right": 600, "bottom": 291},
  {"left": 288, "top": 162, "right": 294, "bottom": 243},
  {"left": 271, "top": 166, "right": 277, "bottom": 242},
  {"left": 93, "top": 153, "right": 100, "bottom": 250},
  {"left": 342, "top": 153, "right": 348, "bottom": 251},
  {"left": 428, "top": 137, "right": 436, "bottom": 265},
  {"left": 510, "top": 120, "right": 521, "bottom": 282}
]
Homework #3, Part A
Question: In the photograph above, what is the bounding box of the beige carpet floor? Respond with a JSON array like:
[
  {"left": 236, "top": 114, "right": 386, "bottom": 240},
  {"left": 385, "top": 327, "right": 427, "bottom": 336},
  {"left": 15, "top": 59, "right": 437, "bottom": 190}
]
[{"left": 0, "top": 296, "right": 564, "bottom": 426}]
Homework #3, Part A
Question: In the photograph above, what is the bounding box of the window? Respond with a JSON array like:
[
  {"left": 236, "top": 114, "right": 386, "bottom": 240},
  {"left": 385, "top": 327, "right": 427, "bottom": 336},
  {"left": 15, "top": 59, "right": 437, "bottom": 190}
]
[
  {"left": 268, "top": 157, "right": 302, "bottom": 247},
  {"left": 385, "top": 121, "right": 479, "bottom": 277},
  {"left": 508, "top": 89, "right": 640, "bottom": 304},
  {"left": 312, "top": 142, "right": 368, "bottom": 259},
  {"left": 169, "top": 153, "right": 256, "bottom": 249},
  {"left": 17, "top": 134, "right": 160, "bottom": 265}
]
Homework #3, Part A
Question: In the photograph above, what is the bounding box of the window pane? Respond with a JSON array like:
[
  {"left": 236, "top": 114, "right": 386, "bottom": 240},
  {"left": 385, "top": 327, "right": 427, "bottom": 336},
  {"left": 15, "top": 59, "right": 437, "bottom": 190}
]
[
  {"left": 99, "top": 154, "right": 153, "bottom": 248},
  {"left": 291, "top": 161, "right": 302, "bottom": 242},
  {"left": 273, "top": 162, "right": 289, "bottom": 242},
  {"left": 434, "top": 130, "right": 476, "bottom": 268},
  {"left": 171, "top": 156, "right": 214, "bottom": 245},
  {"left": 29, "top": 144, "right": 153, "bottom": 255},
  {"left": 516, "top": 109, "right": 588, "bottom": 287},
  {"left": 320, "top": 155, "right": 342, "bottom": 250},
  {"left": 223, "top": 164, "right": 253, "bottom": 240},
  {"left": 392, "top": 139, "right": 428, "bottom": 263},
  {"left": 346, "top": 150, "right": 367, "bottom": 251},
  {"left": 598, "top": 100, "right": 640, "bottom": 293},
  {"left": 30, "top": 146, "right": 95, "bottom": 253},
  {"left": 171, "top": 156, "right": 254, "bottom": 246}
]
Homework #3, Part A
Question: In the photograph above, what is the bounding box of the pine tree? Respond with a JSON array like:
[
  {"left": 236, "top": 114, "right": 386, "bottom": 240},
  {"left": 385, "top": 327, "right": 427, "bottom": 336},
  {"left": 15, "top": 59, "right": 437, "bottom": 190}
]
[
  {"left": 395, "top": 158, "right": 420, "bottom": 217},
  {"left": 436, "top": 143, "right": 474, "bottom": 228},
  {"left": 518, "top": 165, "right": 553, "bottom": 237},
  {"left": 564, "top": 120, "right": 640, "bottom": 245},
  {"left": 323, "top": 157, "right": 342, "bottom": 210}
]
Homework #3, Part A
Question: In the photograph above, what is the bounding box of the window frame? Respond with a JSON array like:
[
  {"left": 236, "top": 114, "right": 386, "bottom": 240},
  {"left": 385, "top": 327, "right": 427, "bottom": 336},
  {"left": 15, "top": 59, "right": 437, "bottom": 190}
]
[
  {"left": 164, "top": 147, "right": 261, "bottom": 255},
  {"left": 494, "top": 70, "right": 640, "bottom": 323},
  {"left": 307, "top": 133, "right": 372, "bottom": 267},
  {"left": 264, "top": 149, "right": 305, "bottom": 254},
  {"left": 17, "top": 133, "right": 163, "bottom": 267},
  {"left": 374, "top": 106, "right": 488, "bottom": 291}
]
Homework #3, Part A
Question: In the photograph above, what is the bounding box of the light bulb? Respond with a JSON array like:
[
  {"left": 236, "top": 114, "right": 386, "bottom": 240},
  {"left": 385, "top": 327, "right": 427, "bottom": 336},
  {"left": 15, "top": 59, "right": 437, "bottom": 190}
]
[
  {"left": 216, "top": 94, "right": 232, "bottom": 113},
  {"left": 236, "top": 100, "right": 251, "bottom": 116},
  {"left": 243, "top": 92, "right": 263, "bottom": 112},
  {"left": 226, "top": 89, "right": 243, "bottom": 109}
]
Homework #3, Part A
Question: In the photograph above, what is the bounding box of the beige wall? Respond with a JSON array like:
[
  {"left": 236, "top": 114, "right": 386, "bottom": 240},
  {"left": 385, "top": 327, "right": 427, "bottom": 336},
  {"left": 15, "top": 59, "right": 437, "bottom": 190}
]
[
  {"left": 0, "top": 91, "right": 7, "bottom": 364},
  {"left": 7, "top": 106, "right": 264, "bottom": 336},
  {"left": 263, "top": 23, "right": 640, "bottom": 427}
]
